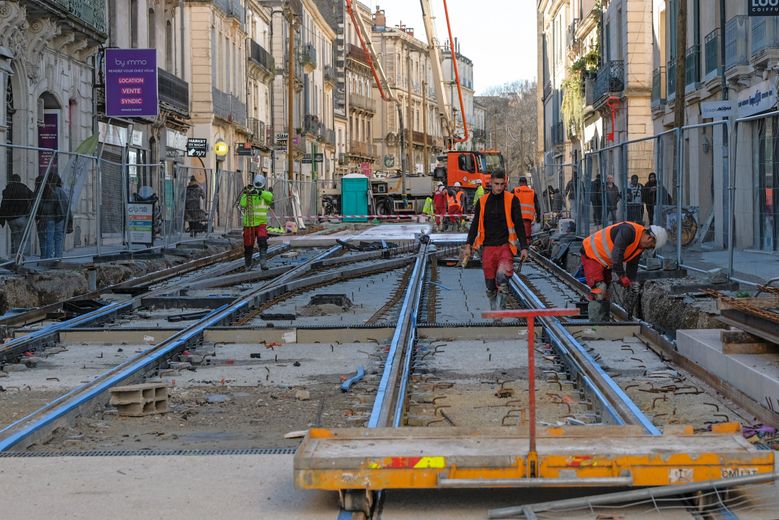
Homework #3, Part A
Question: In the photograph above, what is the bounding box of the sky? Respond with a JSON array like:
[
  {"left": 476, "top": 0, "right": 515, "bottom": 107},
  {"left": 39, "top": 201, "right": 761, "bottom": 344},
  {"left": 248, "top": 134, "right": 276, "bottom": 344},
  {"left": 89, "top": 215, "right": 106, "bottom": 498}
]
[{"left": 367, "top": 0, "right": 537, "bottom": 93}]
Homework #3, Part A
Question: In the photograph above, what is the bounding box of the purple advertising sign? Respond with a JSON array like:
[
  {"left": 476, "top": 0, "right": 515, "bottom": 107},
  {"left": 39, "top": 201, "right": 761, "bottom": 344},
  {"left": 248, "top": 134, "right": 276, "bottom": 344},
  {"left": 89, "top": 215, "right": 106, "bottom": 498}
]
[
  {"left": 38, "top": 112, "right": 58, "bottom": 177},
  {"left": 105, "top": 48, "right": 159, "bottom": 118}
]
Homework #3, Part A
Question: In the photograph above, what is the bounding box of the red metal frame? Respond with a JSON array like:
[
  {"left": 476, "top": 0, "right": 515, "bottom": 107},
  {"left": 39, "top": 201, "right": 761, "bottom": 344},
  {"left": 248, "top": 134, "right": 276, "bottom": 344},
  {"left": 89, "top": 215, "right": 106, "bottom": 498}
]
[
  {"left": 442, "top": 0, "right": 469, "bottom": 143},
  {"left": 606, "top": 96, "right": 621, "bottom": 142},
  {"left": 345, "top": 0, "right": 391, "bottom": 102},
  {"left": 481, "top": 307, "right": 579, "bottom": 476}
]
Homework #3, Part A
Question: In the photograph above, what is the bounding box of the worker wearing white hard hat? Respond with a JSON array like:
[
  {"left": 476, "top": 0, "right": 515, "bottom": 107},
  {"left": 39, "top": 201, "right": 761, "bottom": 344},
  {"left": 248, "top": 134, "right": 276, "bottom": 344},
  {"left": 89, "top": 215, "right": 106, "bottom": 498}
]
[
  {"left": 446, "top": 182, "right": 467, "bottom": 232},
  {"left": 580, "top": 221, "right": 668, "bottom": 321},
  {"left": 239, "top": 174, "right": 274, "bottom": 270}
]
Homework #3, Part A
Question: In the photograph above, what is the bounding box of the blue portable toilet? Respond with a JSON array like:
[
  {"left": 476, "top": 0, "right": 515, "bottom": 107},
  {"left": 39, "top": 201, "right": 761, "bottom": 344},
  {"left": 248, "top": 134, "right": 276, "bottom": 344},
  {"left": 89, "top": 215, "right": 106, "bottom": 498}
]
[{"left": 341, "top": 173, "right": 370, "bottom": 222}]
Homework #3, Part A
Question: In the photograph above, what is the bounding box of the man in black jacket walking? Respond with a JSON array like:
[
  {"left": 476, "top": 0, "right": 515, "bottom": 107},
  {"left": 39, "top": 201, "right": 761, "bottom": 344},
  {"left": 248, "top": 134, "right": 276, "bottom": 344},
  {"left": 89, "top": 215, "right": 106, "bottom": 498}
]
[{"left": 0, "top": 174, "right": 34, "bottom": 255}]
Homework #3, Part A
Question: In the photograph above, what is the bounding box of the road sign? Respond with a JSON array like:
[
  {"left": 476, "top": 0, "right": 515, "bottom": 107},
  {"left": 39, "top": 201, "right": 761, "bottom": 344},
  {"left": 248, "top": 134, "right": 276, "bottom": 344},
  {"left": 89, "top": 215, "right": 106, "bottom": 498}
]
[
  {"left": 186, "top": 138, "right": 208, "bottom": 157},
  {"left": 748, "top": 0, "right": 779, "bottom": 16},
  {"left": 275, "top": 133, "right": 288, "bottom": 145}
]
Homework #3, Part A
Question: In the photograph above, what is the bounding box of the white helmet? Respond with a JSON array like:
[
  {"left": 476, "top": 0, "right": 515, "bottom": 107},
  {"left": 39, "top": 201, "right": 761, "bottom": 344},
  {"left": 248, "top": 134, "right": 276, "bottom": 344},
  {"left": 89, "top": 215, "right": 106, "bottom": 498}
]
[
  {"left": 253, "top": 174, "right": 267, "bottom": 189},
  {"left": 453, "top": 181, "right": 462, "bottom": 187},
  {"left": 648, "top": 225, "right": 668, "bottom": 250}
]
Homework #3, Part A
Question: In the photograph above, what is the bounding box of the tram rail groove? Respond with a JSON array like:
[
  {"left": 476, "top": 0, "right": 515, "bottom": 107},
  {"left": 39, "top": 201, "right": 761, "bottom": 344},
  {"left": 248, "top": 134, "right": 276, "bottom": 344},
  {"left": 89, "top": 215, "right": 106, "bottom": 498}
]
[
  {"left": 0, "top": 245, "right": 342, "bottom": 452},
  {"left": 0, "top": 244, "right": 292, "bottom": 363}
]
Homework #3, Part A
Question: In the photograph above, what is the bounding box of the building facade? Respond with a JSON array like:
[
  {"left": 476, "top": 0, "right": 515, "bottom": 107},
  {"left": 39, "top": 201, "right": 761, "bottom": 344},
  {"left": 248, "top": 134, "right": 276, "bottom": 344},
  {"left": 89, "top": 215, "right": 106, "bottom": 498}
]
[
  {"left": 441, "top": 40, "right": 476, "bottom": 150},
  {"left": 246, "top": 1, "right": 276, "bottom": 177}
]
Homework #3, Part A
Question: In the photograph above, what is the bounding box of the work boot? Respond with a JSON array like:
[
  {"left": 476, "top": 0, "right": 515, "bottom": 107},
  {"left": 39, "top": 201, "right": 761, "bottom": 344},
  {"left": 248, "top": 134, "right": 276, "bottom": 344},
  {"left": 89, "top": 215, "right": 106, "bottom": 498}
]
[
  {"left": 258, "top": 245, "right": 269, "bottom": 270},
  {"left": 496, "top": 285, "right": 508, "bottom": 310},
  {"left": 244, "top": 248, "right": 254, "bottom": 271},
  {"left": 487, "top": 290, "right": 498, "bottom": 310}
]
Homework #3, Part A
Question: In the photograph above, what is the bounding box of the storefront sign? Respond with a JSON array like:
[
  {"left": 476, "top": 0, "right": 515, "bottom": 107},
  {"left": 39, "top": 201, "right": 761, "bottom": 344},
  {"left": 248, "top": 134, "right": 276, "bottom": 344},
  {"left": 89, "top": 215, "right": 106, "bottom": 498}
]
[
  {"left": 275, "top": 133, "right": 288, "bottom": 145},
  {"left": 186, "top": 138, "right": 207, "bottom": 157},
  {"left": 128, "top": 202, "right": 154, "bottom": 244},
  {"left": 105, "top": 48, "right": 159, "bottom": 117},
  {"left": 701, "top": 100, "right": 734, "bottom": 119},
  {"left": 38, "top": 112, "right": 58, "bottom": 177},
  {"left": 236, "top": 142, "right": 254, "bottom": 156},
  {"left": 736, "top": 80, "right": 777, "bottom": 117},
  {"left": 748, "top": 0, "right": 779, "bottom": 16}
]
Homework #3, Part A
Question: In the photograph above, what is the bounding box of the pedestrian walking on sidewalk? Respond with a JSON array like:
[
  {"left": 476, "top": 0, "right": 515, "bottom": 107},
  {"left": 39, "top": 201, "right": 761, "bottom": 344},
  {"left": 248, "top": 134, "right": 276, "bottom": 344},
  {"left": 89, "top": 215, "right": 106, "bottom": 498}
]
[
  {"left": 0, "top": 174, "right": 34, "bottom": 256},
  {"left": 605, "top": 175, "right": 621, "bottom": 224},
  {"left": 240, "top": 174, "right": 273, "bottom": 271},
  {"left": 626, "top": 175, "right": 644, "bottom": 223},
  {"left": 591, "top": 174, "right": 603, "bottom": 226},
  {"left": 580, "top": 221, "right": 667, "bottom": 321},
  {"left": 463, "top": 170, "right": 529, "bottom": 310},
  {"left": 34, "top": 173, "right": 60, "bottom": 259},
  {"left": 185, "top": 176, "right": 206, "bottom": 236}
]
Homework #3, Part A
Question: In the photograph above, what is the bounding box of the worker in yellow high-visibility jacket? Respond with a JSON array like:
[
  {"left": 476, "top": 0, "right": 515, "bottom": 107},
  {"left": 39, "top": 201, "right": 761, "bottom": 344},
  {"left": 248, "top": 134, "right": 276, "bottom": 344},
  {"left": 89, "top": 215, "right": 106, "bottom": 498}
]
[{"left": 240, "top": 174, "right": 274, "bottom": 271}]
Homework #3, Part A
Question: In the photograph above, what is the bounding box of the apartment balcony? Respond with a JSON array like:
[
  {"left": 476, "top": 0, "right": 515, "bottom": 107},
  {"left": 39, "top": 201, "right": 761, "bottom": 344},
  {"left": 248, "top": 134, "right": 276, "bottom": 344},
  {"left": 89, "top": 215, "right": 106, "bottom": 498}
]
[
  {"left": 349, "top": 140, "right": 377, "bottom": 158},
  {"left": 282, "top": 54, "right": 304, "bottom": 90},
  {"left": 584, "top": 75, "right": 597, "bottom": 108},
  {"left": 320, "top": 127, "right": 336, "bottom": 146},
  {"left": 158, "top": 68, "right": 189, "bottom": 118},
  {"left": 543, "top": 80, "right": 552, "bottom": 101},
  {"left": 212, "top": 88, "right": 246, "bottom": 127},
  {"left": 751, "top": 16, "right": 779, "bottom": 67},
  {"left": 349, "top": 93, "right": 376, "bottom": 114},
  {"left": 302, "top": 43, "right": 317, "bottom": 73},
  {"left": 213, "top": 0, "right": 245, "bottom": 26},
  {"left": 27, "top": 0, "right": 106, "bottom": 40},
  {"left": 651, "top": 66, "right": 666, "bottom": 108},
  {"left": 303, "top": 114, "right": 322, "bottom": 136},
  {"left": 593, "top": 60, "right": 624, "bottom": 105},
  {"left": 324, "top": 64, "right": 336, "bottom": 86},
  {"left": 249, "top": 39, "right": 275, "bottom": 79},
  {"left": 704, "top": 28, "right": 720, "bottom": 79},
  {"left": 551, "top": 121, "right": 564, "bottom": 146},
  {"left": 411, "top": 131, "right": 437, "bottom": 145},
  {"left": 249, "top": 118, "right": 267, "bottom": 147},
  {"left": 685, "top": 44, "right": 700, "bottom": 86},
  {"left": 726, "top": 16, "right": 749, "bottom": 72},
  {"left": 347, "top": 44, "right": 369, "bottom": 65}
]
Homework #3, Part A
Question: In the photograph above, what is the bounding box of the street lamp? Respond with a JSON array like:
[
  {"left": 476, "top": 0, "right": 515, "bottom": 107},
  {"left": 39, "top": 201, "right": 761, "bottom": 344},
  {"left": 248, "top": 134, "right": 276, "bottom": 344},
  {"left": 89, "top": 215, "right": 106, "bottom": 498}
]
[{"left": 210, "top": 140, "right": 228, "bottom": 234}]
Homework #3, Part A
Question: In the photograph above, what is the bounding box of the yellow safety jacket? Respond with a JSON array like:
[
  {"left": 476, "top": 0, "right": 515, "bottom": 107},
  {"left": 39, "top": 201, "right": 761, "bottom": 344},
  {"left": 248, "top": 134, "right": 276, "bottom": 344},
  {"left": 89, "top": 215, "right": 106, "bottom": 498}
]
[{"left": 240, "top": 187, "right": 273, "bottom": 227}]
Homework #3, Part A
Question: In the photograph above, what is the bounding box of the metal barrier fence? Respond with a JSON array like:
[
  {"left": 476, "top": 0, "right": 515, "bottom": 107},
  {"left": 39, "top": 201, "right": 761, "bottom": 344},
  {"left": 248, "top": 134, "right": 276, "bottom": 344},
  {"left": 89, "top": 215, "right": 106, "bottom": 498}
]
[
  {"left": 0, "top": 142, "right": 244, "bottom": 265},
  {"left": 268, "top": 175, "right": 327, "bottom": 230}
]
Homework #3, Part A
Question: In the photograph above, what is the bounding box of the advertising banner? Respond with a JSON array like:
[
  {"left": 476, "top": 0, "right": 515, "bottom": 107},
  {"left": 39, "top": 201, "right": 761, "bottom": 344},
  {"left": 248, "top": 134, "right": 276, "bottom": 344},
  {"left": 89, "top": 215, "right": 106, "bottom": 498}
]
[
  {"left": 748, "top": 0, "right": 779, "bottom": 16},
  {"left": 128, "top": 202, "right": 154, "bottom": 244},
  {"left": 38, "top": 112, "right": 58, "bottom": 177},
  {"left": 105, "top": 48, "right": 159, "bottom": 117}
]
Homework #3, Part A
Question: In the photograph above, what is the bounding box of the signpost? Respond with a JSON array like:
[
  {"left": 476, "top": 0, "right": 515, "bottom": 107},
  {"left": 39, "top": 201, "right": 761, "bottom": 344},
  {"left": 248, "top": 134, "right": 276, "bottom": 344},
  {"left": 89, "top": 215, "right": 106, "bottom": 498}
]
[
  {"left": 104, "top": 48, "right": 159, "bottom": 118},
  {"left": 186, "top": 138, "right": 208, "bottom": 158}
]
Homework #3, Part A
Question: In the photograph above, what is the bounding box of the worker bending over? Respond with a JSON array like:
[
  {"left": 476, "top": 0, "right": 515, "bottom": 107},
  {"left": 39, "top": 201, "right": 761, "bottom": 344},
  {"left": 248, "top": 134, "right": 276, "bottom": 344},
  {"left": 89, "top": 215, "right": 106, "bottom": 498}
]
[
  {"left": 463, "top": 170, "right": 529, "bottom": 310},
  {"left": 512, "top": 177, "right": 541, "bottom": 239},
  {"left": 581, "top": 221, "right": 668, "bottom": 321},
  {"left": 240, "top": 174, "right": 274, "bottom": 271}
]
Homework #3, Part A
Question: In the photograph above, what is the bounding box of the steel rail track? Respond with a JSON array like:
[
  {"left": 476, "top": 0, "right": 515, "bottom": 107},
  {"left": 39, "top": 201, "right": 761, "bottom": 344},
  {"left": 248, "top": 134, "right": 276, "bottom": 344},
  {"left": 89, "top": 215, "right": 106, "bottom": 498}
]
[
  {"left": 0, "top": 244, "right": 293, "bottom": 363},
  {"left": 511, "top": 268, "right": 661, "bottom": 434},
  {"left": 0, "top": 245, "right": 342, "bottom": 451}
]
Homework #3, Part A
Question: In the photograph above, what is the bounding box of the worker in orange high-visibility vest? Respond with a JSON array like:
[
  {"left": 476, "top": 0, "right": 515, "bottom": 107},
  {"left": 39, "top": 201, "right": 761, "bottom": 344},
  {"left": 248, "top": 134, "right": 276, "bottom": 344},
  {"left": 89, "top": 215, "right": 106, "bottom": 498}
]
[
  {"left": 512, "top": 177, "right": 541, "bottom": 240},
  {"left": 463, "top": 170, "right": 529, "bottom": 310},
  {"left": 446, "top": 182, "right": 468, "bottom": 232},
  {"left": 580, "top": 222, "right": 668, "bottom": 321}
]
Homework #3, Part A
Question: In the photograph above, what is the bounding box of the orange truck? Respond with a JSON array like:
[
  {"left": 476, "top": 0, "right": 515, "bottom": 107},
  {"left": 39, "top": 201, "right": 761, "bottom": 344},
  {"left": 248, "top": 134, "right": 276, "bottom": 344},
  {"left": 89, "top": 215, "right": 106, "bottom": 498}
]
[{"left": 434, "top": 149, "right": 505, "bottom": 191}]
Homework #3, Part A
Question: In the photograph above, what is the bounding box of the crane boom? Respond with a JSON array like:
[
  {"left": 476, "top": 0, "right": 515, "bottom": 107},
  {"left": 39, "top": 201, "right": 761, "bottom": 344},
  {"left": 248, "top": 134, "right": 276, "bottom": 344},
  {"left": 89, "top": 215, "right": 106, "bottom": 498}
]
[{"left": 418, "top": 0, "right": 454, "bottom": 143}]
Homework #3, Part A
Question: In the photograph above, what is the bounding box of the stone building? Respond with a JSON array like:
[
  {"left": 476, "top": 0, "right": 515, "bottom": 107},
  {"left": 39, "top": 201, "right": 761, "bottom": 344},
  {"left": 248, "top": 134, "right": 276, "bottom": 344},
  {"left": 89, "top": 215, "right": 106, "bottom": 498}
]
[
  {"left": 441, "top": 39, "right": 476, "bottom": 150},
  {"left": 246, "top": 1, "right": 276, "bottom": 177},
  {"left": 0, "top": 0, "right": 106, "bottom": 257},
  {"left": 370, "top": 8, "right": 444, "bottom": 175}
]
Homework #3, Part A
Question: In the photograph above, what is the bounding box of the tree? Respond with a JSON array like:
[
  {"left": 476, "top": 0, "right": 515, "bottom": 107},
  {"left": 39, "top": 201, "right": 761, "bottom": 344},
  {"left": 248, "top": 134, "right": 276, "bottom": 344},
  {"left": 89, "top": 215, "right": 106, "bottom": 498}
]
[{"left": 477, "top": 80, "right": 537, "bottom": 181}]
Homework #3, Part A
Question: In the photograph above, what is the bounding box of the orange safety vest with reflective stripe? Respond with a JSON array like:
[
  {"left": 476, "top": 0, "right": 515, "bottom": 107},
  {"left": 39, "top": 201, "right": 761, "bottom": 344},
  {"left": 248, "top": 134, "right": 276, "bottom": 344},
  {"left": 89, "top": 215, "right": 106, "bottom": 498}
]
[
  {"left": 513, "top": 186, "right": 536, "bottom": 221},
  {"left": 473, "top": 193, "right": 519, "bottom": 255},
  {"left": 582, "top": 221, "right": 646, "bottom": 268},
  {"left": 447, "top": 191, "right": 464, "bottom": 211}
]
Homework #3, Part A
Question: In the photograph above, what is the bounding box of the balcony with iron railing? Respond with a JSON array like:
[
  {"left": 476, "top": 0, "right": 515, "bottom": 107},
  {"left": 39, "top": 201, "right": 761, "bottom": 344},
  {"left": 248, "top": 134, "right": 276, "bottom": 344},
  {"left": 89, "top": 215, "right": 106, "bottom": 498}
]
[
  {"left": 584, "top": 75, "right": 596, "bottom": 107},
  {"left": 685, "top": 45, "right": 700, "bottom": 86},
  {"left": 304, "top": 114, "right": 322, "bottom": 136},
  {"left": 349, "top": 140, "right": 377, "bottom": 158},
  {"left": 249, "top": 118, "right": 266, "bottom": 146},
  {"left": 321, "top": 127, "right": 336, "bottom": 146},
  {"left": 751, "top": 15, "right": 779, "bottom": 65},
  {"left": 249, "top": 39, "right": 275, "bottom": 76},
  {"left": 324, "top": 64, "right": 336, "bottom": 85},
  {"left": 158, "top": 68, "right": 189, "bottom": 117},
  {"left": 411, "top": 131, "right": 437, "bottom": 145},
  {"left": 543, "top": 80, "right": 552, "bottom": 100},
  {"left": 302, "top": 43, "right": 317, "bottom": 72},
  {"left": 726, "top": 15, "right": 749, "bottom": 70},
  {"left": 349, "top": 93, "right": 376, "bottom": 113},
  {"left": 593, "top": 60, "right": 624, "bottom": 103},
  {"left": 214, "top": 0, "right": 245, "bottom": 26},
  {"left": 347, "top": 43, "right": 369, "bottom": 65},
  {"left": 28, "top": 0, "right": 107, "bottom": 36},
  {"left": 212, "top": 88, "right": 246, "bottom": 126},
  {"left": 704, "top": 29, "right": 720, "bottom": 78},
  {"left": 651, "top": 66, "right": 666, "bottom": 107}
]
